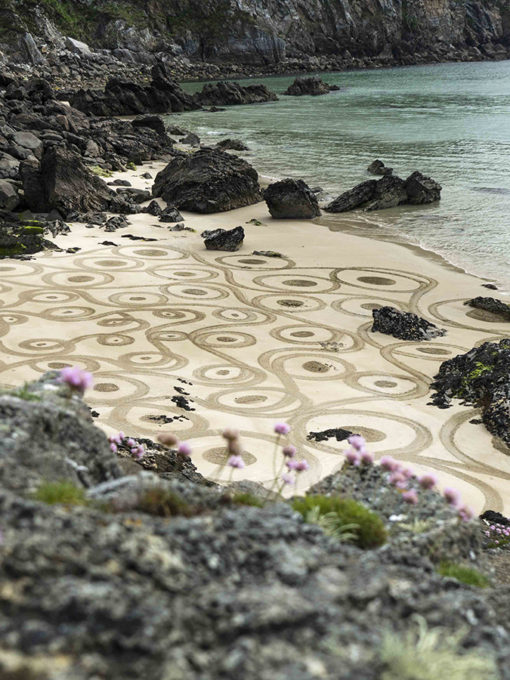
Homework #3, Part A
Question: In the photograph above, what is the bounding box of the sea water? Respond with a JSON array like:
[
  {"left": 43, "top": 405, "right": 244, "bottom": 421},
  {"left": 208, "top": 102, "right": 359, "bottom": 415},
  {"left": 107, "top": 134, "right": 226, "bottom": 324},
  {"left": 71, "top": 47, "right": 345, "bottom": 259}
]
[{"left": 172, "top": 60, "right": 510, "bottom": 288}]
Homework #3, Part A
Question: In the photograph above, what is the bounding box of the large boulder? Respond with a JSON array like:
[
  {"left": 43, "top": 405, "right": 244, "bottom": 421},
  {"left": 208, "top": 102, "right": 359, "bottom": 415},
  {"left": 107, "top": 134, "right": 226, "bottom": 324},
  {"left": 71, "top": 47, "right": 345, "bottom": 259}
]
[
  {"left": 404, "top": 170, "right": 442, "bottom": 204},
  {"left": 152, "top": 148, "right": 261, "bottom": 213},
  {"left": 372, "top": 306, "right": 447, "bottom": 341},
  {"left": 22, "top": 146, "right": 112, "bottom": 217},
  {"left": 201, "top": 226, "right": 245, "bottom": 250},
  {"left": 364, "top": 175, "right": 408, "bottom": 211},
  {"left": 196, "top": 81, "right": 278, "bottom": 106},
  {"left": 464, "top": 296, "right": 510, "bottom": 321},
  {"left": 325, "top": 179, "right": 377, "bottom": 212},
  {"left": 283, "top": 76, "right": 334, "bottom": 96},
  {"left": 264, "top": 178, "right": 321, "bottom": 218},
  {"left": 0, "top": 179, "right": 19, "bottom": 211},
  {"left": 367, "top": 159, "right": 393, "bottom": 176}
]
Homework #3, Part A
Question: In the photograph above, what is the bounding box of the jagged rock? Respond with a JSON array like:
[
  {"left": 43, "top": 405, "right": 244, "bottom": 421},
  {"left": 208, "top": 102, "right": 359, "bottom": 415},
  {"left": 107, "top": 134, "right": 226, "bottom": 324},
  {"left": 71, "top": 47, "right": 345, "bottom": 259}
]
[
  {"left": 65, "top": 36, "right": 93, "bottom": 57},
  {"left": 152, "top": 148, "right": 261, "bottom": 213},
  {"left": 464, "top": 296, "right": 510, "bottom": 321},
  {"left": 264, "top": 178, "right": 321, "bottom": 218},
  {"left": 367, "top": 159, "right": 393, "bottom": 176},
  {"left": 325, "top": 179, "right": 377, "bottom": 212},
  {"left": 180, "top": 132, "right": 200, "bottom": 147},
  {"left": 145, "top": 199, "right": 163, "bottom": 216},
  {"left": 116, "top": 187, "right": 151, "bottom": 203},
  {"left": 104, "top": 216, "right": 129, "bottom": 232},
  {"left": 201, "top": 226, "right": 244, "bottom": 251},
  {"left": 159, "top": 205, "right": 184, "bottom": 222},
  {"left": 430, "top": 339, "right": 510, "bottom": 448},
  {"left": 216, "top": 138, "right": 249, "bottom": 151},
  {"left": 196, "top": 81, "right": 277, "bottom": 106},
  {"left": 364, "top": 175, "right": 408, "bottom": 210},
  {"left": 132, "top": 114, "right": 166, "bottom": 136},
  {"left": 372, "top": 306, "right": 447, "bottom": 341},
  {"left": 0, "top": 215, "right": 58, "bottom": 257},
  {"left": 404, "top": 170, "right": 442, "bottom": 204},
  {"left": 0, "top": 372, "right": 121, "bottom": 493},
  {"left": 22, "top": 147, "right": 112, "bottom": 217},
  {"left": 283, "top": 76, "right": 332, "bottom": 96},
  {"left": 0, "top": 179, "right": 19, "bottom": 211}
]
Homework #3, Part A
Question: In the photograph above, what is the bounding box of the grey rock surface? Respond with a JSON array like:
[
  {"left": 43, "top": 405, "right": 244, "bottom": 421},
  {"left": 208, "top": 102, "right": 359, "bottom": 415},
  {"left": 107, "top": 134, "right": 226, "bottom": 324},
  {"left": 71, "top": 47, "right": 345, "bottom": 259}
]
[{"left": 264, "top": 178, "right": 321, "bottom": 218}]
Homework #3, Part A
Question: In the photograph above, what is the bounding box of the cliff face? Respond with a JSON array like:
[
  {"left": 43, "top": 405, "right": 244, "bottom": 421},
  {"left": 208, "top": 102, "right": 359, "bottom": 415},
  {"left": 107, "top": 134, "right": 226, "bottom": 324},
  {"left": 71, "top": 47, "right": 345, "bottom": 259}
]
[{"left": 0, "top": 0, "right": 508, "bottom": 67}]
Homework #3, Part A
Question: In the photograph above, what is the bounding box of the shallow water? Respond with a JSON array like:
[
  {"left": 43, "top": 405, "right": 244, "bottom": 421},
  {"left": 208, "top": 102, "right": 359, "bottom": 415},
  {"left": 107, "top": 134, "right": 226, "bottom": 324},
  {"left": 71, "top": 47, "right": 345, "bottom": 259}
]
[{"left": 172, "top": 61, "right": 510, "bottom": 289}]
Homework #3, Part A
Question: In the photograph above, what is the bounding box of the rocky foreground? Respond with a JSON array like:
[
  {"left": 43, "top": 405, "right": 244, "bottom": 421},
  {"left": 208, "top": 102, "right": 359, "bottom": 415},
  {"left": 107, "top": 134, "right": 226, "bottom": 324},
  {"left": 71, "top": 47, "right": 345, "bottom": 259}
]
[{"left": 1, "top": 373, "right": 510, "bottom": 679}]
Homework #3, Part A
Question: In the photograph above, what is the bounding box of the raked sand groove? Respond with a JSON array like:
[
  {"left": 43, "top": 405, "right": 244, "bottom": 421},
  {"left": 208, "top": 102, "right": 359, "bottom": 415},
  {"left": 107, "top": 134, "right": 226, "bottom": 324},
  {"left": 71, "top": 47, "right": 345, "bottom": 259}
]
[{"left": 1, "top": 163, "right": 510, "bottom": 513}]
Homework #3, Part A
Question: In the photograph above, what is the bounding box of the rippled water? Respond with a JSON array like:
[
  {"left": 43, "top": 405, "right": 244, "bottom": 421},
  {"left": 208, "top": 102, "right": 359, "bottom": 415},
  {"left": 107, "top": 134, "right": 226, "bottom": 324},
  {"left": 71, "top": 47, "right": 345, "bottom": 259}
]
[{"left": 173, "top": 61, "right": 510, "bottom": 288}]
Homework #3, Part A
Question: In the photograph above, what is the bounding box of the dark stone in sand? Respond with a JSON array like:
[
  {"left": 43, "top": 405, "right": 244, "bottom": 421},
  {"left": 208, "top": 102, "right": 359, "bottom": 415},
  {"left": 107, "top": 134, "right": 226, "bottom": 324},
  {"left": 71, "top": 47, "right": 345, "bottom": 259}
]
[
  {"left": 201, "top": 226, "right": 245, "bottom": 251},
  {"left": 116, "top": 187, "right": 151, "bottom": 204},
  {"left": 264, "top": 178, "right": 321, "bottom": 219},
  {"left": 152, "top": 148, "right": 261, "bottom": 214},
  {"left": 110, "top": 179, "right": 132, "bottom": 187},
  {"left": 482, "top": 283, "right": 498, "bottom": 290},
  {"left": 253, "top": 250, "right": 283, "bottom": 258},
  {"left": 283, "top": 76, "right": 332, "bottom": 96},
  {"left": 145, "top": 200, "right": 163, "bottom": 217},
  {"left": 104, "top": 216, "right": 128, "bottom": 232},
  {"left": 367, "top": 159, "right": 393, "bottom": 176},
  {"left": 480, "top": 510, "right": 510, "bottom": 526},
  {"left": 372, "top": 306, "right": 447, "bottom": 341},
  {"left": 159, "top": 206, "right": 184, "bottom": 223},
  {"left": 464, "top": 296, "right": 510, "bottom": 321},
  {"left": 307, "top": 428, "right": 353, "bottom": 443}
]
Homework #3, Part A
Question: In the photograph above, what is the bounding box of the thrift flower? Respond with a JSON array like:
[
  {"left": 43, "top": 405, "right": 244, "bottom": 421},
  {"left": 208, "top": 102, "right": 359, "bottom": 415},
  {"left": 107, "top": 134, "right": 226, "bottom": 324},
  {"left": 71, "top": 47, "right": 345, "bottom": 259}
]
[
  {"left": 109, "top": 442, "right": 118, "bottom": 453},
  {"left": 274, "top": 422, "right": 291, "bottom": 435},
  {"left": 419, "top": 472, "right": 438, "bottom": 490},
  {"left": 443, "top": 487, "right": 460, "bottom": 506},
  {"left": 228, "top": 455, "right": 245, "bottom": 469},
  {"left": 402, "top": 489, "right": 418, "bottom": 504},
  {"left": 458, "top": 505, "right": 474, "bottom": 522},
  {"left": 282, "top": 444, "right": 297, "bottom": 458},
  {"left": 286, "top": 459, "right": 299, "bottom": 470},
  {"left": 348, "top": 434, "right": 366, "bottom": 451},
  {"left": 345, "top": 449, "right": 360, "bottom": 466},
  {"left": 380, "top": 456, "right": 398, "bottom": 472},
  {"left": 281, "top": 473, "right": 295, "bottom": 485},
  {"left": 134, "top": 445, "right": 145, "bottom": 460},
  {"left": 295, "top": 460, "right": 309, "bottom": 472},
  {"left": 58, "top": 366, "right": 93, "bottom": 394},
  {"left": 360, "top": 450, "right": 374, "bottom": 466},
  {"left": 177, "top": 441, "right": 192, "bottom": 457}
]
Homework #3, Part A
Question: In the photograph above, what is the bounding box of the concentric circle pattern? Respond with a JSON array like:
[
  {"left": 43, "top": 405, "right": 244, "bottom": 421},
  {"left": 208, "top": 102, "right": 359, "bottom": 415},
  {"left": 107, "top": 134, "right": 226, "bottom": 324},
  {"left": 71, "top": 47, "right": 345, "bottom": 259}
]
[{"left": 1, "top": 241, "right": 510, "bottom": 512}]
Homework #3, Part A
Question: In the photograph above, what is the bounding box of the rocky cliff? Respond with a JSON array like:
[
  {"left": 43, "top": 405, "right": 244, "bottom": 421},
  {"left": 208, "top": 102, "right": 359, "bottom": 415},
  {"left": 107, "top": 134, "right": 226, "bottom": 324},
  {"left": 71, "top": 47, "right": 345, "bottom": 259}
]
[{"left": 0, "top": 0, "right": 508, "bottom": 72}]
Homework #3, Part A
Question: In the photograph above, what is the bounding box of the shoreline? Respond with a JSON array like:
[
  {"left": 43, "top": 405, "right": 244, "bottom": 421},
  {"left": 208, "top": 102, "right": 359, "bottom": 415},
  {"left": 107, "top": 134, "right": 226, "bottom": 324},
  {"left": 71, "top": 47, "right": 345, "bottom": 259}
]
[{"left": 1, "top": 159, "right": 510, "bottom": 514}]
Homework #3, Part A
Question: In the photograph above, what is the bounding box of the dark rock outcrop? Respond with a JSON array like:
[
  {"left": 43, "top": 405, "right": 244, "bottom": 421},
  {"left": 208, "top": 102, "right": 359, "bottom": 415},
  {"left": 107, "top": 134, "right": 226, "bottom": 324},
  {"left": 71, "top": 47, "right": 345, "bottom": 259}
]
[
  {"left": 367, "top": 159, "right": 393, "bottom": 176},
  {"left": 464, "top": 296, "right": 510, "bottom": 322},
  {"left": 326, "top": 171, "right": 442, "bottom": 213},
  {"left": 201, "top": 226, "right": 245, "bottom": 250},
  {"left": 216, "top": 138, "right": 249, "bottom": 151},
  {"left": 0, "top": 215, "right": 61, "bottom": 257},
  {"left": 22, "top": 146, "right": 112, "bottom": 217},
  {"left": 372, "top": 306, "right": 447, "bottom": 341},
  {"left": 195, "top": 81, "right": 278, "bottom": 106},
  {"left": 264, "top": 178, "right": 321, "bottom": 218},
  {"left": 283, "top": 76, "right": 334, "bottom": 96},
  {"left": 152, "top": 148, "right": 261, "bottom": 213}
]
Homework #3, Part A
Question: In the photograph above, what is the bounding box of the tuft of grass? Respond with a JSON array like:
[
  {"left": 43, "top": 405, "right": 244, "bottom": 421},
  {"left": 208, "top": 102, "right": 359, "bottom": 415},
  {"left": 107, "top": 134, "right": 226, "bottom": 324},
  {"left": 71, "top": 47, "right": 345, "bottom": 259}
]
[
  {"left": 33, "top": 480, "right": 87, "bottom": 506},
  {"left": 126, "top": 161, "right": 137, "bottom": 171},
  {"left": 380, "top": 615, "right": 498, "bottom": 679},
  {"left": 437, "top": 562, "right": 489, "bottom": 588},
  {"left": 228, "top": 492, "right": 264, "bottom": 508},
  {"left": 292, "top": 495, "right": 387, "bottom": 549},
  {"left": 90, "top": 165, "right": 113, "bottom": 178},
  {"left": 396, "top": 519, "right": 433, "bottom": 534},
  {"left": 8, "top": 384, "right": 42, "bottom": 402},
  {"left": 134, "top": 487, "right": 198, "bottom": 518}
]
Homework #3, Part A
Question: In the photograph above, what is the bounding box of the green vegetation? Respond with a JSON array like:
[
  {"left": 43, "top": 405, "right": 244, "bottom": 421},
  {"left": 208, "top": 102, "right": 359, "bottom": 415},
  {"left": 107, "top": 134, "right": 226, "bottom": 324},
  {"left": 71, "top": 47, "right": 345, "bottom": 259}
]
[
  {"left": 33, "top": 480, "right": 88, "bottom": 506},
  {"left": 292, "top": 495, "right": 387, "bottom": 549},
  {"left": 380, "top": 615, "right": 498, "bottom": 680},
  {"left": 8, "top": 383, "right": 42, "bottom": 402},
  {"left": 395, "top": 519, "right": 432, "bottom": 534},
  {"left": 126, "top": 161, "right": 137, "bottom": 171},
  {"left": 437, "top": 562, "right": 489, "bottom": 588},
  {"left": 90, "top": 165, "right": 113, "bottom": 178},
  {"left": 228, "top": 492, "right": 264, "bottom": 508},
  {"left": 134, "top": 487, "right": 198, "bottom": 518}
]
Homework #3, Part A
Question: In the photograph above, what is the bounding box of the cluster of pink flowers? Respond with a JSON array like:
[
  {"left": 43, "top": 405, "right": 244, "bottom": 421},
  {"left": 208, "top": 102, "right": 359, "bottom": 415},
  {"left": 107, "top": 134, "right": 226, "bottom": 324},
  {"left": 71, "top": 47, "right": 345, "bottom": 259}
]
[
  {"left": 158, "top": 433, "right": 192, "bottom": 457},
  {"left": 58, "top": 366, "right": 93, "bottom": 394},
  {"left": 274, "top": 422, "right": 309, "bottom": 487},
  {"left": 482, "top": 520, "right": 510, "bottom": 548},
  {"left": 108, "top": 432, "right": 145, "bottom": 460},
  {"left": 344, "top": 434, "right": 474, "bottom": 521}
]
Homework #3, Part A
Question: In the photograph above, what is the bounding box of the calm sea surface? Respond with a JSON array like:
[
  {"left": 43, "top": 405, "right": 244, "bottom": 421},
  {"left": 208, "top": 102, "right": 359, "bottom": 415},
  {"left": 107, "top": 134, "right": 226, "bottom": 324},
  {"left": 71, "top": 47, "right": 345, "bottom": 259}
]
[{"left": 172, "top": 61, "right": 510, "bottom": 289}]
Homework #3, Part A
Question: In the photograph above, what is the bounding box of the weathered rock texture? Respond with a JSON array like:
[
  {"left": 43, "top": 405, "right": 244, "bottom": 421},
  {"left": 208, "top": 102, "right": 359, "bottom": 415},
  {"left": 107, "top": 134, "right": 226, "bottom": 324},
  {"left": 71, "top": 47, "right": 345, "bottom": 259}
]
[
  {"left": 464, "top": 296, "right": 510, "bottom": 322},
  {"left": 1, "top": 374, "right": 510, "bottom": 680},
  {"left": 152, "top": 148, "right": 261, "bottom": 213},
  {"left": 264, "top": 178, "right": 321, "bottom": 218},
  {"left": 201, "top": 226, "right": 245, "bottom": 250},
  {"left": 372, "top": 306, "right": 447, "bottom": 341},
  {"left": 195, "top": 81, "right": 278, "bottom": 106},
  {"left": 283, "top": 76, "right": 335, "bottom": 96}
]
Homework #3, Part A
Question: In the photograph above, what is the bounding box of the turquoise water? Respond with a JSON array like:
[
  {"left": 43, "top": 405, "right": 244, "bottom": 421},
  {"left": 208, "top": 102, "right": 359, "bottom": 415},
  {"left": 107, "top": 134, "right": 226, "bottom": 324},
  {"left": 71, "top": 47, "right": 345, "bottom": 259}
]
[{"left": 173, "top": 61, "right": 510, "bottom": 288}]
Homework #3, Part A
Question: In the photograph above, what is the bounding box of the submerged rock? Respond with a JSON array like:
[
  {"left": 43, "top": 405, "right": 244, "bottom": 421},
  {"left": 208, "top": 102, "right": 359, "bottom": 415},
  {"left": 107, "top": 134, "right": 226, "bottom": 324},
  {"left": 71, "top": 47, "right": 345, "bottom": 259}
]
[
  {"left": 464, "top": 296, "right": 510, "bottom": 322},
  {"left": 283, "top": 76, "right": 334, "bottom": 96},
  {"left": 372, "top": 306, "right": 447, "bottom": 341},
  {"left": 201, "top": 226, "right": 245, "bottom": 251},
  {"left": 264, "top": 178, "right": 321, "bottom": 218},
  {"left": 152, "top": 148, "right": 261, "bottom": 213},
  {"left": 216, "top": 138, "right": 249, "bottom": 151},
  {"left": 325, "top": 179, "right": 377, "bottom": 212},
  {"left": 404, "top": 170, "right": 442, "bottom": 205},
  {"left": 367, "top": 159, "right": 393, "bottom": 176}
]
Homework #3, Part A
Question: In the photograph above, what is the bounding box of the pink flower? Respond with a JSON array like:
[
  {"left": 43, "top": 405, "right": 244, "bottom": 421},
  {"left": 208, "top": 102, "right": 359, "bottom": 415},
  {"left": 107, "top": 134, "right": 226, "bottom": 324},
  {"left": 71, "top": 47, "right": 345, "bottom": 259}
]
[
  {"left": 281, "top": 473, "right": 295, "bottom": 485},
  {"left": 402, "top": 489, "right": 418, "bottom": 505},
  {"left": 295, "top": 460, "right": 309, "bottom": 472},
  {"left": 228, "top": 455, "right": 245, "bottom": 469},
  {"left": 419, "top": 473, "right": 438, "bottom": 490},
  {"left": 110, "top": 442, "right": 118, "bottom": 453},
  {"left": 443, "top": 487, "right": 460, "bottom": 506},
  {"left": 348, "top": 434, "right": 366, "bottom": 451},
  {"left": 134, "top": 445, "right": 145, "bottom": 460},
  {"left": 286, "top": 459, "right": 299, "bottom": 470},
  {"left": 389, "top": 471, "right": 406, "bottom": 487},
  {"left": 274, "top": 422, "right": 291, "bottom": 435},
  {"left": 360, "top": 450, "right": 374, "bottom": 466},
  {"left": 282, "top": 445, "right": 297, "bottom": 458},
  {"left": 401, "top": 467, "right": 415, "bottom": 479},
  {"left": 345, "top": 449, "right": 360, "bottom": 466},
  {"left": 380, "top": 456, "right": 398, "bottom": 472},
  {"left": 126, "top": 438, "right": 136, "bottom": 447},
  {"left": 177, "top": 441, "right": 192, "bottom": 457},
  {"left": 458, "top": 505, "right": 473, "bottom": 522},
  {"left": 58, "top": 366, "right": 93, "bottom": 394}
]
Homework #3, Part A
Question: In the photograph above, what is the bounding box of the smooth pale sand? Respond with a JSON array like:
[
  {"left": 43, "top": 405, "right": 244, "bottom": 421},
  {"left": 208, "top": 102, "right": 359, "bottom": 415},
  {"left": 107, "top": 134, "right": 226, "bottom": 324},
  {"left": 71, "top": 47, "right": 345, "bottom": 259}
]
[{"left": 1, "top": 161, "right": 509, "bottom": 513}]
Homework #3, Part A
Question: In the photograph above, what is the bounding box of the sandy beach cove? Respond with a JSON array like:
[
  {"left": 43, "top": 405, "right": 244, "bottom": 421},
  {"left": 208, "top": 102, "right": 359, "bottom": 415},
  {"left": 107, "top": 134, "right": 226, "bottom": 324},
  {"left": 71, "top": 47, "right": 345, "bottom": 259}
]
[{"left": 1, "top": 161, "right": 509, "bottom": 514}]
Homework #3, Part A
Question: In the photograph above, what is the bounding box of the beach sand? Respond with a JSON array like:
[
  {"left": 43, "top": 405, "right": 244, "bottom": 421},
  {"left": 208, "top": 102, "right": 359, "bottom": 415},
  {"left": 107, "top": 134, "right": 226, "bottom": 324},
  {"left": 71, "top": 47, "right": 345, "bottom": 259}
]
[{"left": 1, "top": 161, "right": 509, "bottom": 513}]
